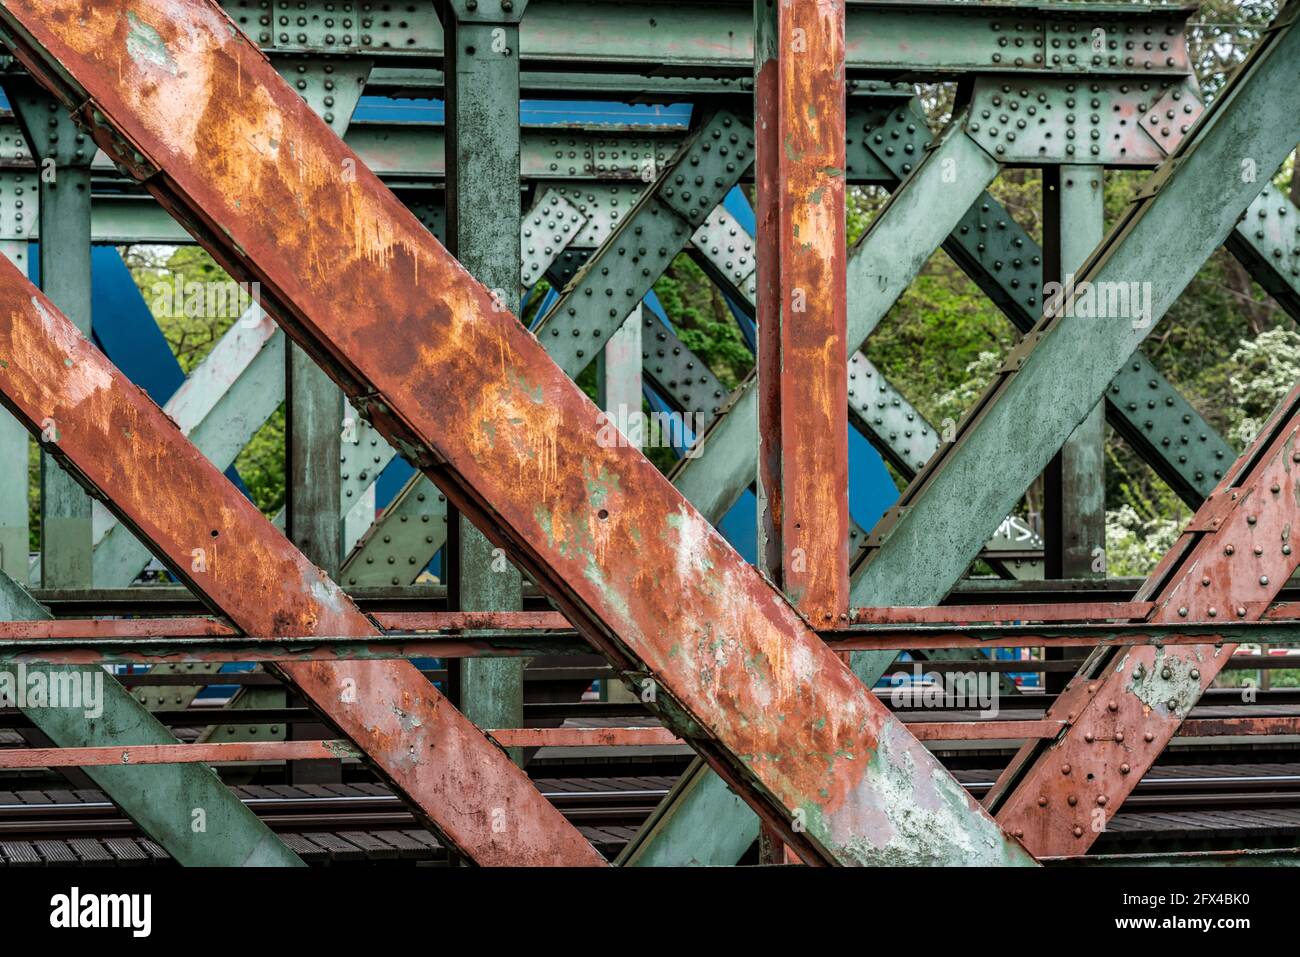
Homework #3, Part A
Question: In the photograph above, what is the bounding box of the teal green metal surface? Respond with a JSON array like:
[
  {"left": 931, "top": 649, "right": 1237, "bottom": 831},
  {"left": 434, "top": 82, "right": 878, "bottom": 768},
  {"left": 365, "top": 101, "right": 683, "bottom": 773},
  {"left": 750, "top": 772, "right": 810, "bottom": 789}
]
[
  {"left": 8, "top": 83, "right": 92, "bottom": 588},
  {"left": 618, "top": 757, "right": 756, "bottom": 866},
  {"left": 533, "top": 109, "right": 752, "bottom": 376},
  {"left": 1227, "top": 183, "right": 1300, "bottom": 319},
  {"left": 220, "top": 0, "right": 1194, "bottom": 79},
  {"left": 0, "top": 572, "right": 302, "bottom": 865},
  {"left": 853, "top": 3, "right": 1300, "bottom": 613},
  {"left": 0, "top": 241, "right": 29, "bottom": 583}
]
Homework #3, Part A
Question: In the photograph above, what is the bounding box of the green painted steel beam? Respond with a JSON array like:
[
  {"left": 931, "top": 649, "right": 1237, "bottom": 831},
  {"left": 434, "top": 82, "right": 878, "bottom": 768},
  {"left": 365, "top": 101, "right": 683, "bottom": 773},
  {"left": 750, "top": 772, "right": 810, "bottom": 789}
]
[
  {"left": 853, "top": 2, "right": 1300, "bottom": 618},
  {"left": 1042, "top": 166, "right": 1106, "bottom": 582},
  {"left": 617, "top": 756, "right": 754, "bottom": 866},
  {"left": 1226, "top": 183, "right": 1300, "bottom": 320},
  {"left": 216, "top": 0, "right": 1195, "bottom": 79},
  {"left": 6, "top": 82, "right": 92, "bottom": 588},
  {"left": 0, "top": 240, "right": 28, "bottom": 583},
  {"left": 0, "top": 571, "right": 302, "bottom": 865}
]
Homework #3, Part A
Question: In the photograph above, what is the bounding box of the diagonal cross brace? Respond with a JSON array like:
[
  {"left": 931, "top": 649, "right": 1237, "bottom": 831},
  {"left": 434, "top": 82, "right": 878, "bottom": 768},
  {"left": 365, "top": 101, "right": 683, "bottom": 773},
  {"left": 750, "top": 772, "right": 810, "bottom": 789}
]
[
  {"left": 991, "top": 375, "right": 1300, "bottom": 854},
  {"left": 0, "top": 259, "right": 602, "bottom": 866},
  {"left": 0, "top": 0, "right": 1033, "bottom": 866},
  {"left": 851, "top": 3, "right": 1300, "bottom": 611}
]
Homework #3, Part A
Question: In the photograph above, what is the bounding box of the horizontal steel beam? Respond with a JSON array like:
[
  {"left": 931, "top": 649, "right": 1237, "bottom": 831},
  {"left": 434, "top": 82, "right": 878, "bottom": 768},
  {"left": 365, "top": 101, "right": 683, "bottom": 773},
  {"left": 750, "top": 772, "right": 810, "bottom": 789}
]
[{"left": 203, "top": 0, "right": 1194, "bottom": 77}]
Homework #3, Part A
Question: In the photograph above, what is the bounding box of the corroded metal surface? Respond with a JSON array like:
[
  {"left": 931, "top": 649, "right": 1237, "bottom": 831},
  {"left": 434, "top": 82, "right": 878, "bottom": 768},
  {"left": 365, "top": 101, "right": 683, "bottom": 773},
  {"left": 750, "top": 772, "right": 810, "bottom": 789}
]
[
  {"left": 0, "top": 256, "right": 603, "bottom": 867},
  {"left": 850, "top": 602, "right": 1154, "bottom": 625},
  {"left": 0, "top": 739, "right": 363, "bottom": 769},
  {"left": 755, "top": 0, "right": 850, "bottom": 623},
  {"left": 994, "top": 379, "right": 1300, "bottom": 855},
  {"left": 0, "top": 0, "right": 1031, "bottom": 866}
]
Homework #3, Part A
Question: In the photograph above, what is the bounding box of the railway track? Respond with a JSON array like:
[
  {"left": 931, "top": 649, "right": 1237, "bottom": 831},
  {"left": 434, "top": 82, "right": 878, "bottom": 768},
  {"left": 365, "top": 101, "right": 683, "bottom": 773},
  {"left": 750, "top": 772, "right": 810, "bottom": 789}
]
[{"left": 2, "top": 760, "right": 1299, "bottom": 865}]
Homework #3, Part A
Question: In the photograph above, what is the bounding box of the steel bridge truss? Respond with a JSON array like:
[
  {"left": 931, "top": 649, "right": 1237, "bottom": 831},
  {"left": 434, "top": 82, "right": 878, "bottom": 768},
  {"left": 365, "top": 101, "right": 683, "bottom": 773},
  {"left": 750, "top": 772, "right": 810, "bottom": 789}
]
[{"left": 0, "top": 0, "right": 1293, "bottom": 866}]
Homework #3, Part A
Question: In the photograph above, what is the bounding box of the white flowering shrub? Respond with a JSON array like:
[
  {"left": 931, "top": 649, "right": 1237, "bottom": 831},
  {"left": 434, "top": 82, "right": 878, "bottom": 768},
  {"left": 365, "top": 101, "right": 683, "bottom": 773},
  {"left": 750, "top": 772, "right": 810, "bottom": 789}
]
[
  {"left": 933, "top": 350, "right": 1003, "bottom": 424},
  {"left": 1104, "top": 504, "right": 1183, "bottom": 578},
  {"left": 1227, "top": 327, "right": 1300, "bottom": 447}
]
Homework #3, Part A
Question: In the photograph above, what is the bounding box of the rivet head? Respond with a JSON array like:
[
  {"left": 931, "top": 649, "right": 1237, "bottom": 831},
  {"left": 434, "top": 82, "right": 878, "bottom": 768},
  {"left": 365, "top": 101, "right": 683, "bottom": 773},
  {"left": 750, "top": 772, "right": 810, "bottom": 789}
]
[
  {"left": 1061, "top": 764, "right": 1072, "bottom": 775},
  {"left": 1190, "top": 669, "right": 1200, "bottom": 680},
  {"left": 1161, "top": 667, "right": 1172, "bottom": 680},
  {"left": 1084, "top": 732, "right": 1095, "bottom": 742},
  {"left": 1144, "top": 732, "right": 1155, "bottom": 742},
  {"left": 1067, "top": 795, "right": 1078, "bottom": 806},
  {"left": 1108, "top": 701, "right": 1118, "bottom": 712},
  {"left": 1120, "top": 763, "right": 1131, "bottom": 774},
  {"left": 1073, "top": 825, "right": 1084, "bottom": 838},
  {"left": 1167, "top": 698, "right": 1179, "bottom": 711},
  {"left": 1038, "top": 796, "right": 1048, "bottom": 807},
  {"left": 1096, "top": 795, "right": 1108, "bottom": 806},
  {"left": 1115, "top": 731, "right": 1125, "bottom": 743}
]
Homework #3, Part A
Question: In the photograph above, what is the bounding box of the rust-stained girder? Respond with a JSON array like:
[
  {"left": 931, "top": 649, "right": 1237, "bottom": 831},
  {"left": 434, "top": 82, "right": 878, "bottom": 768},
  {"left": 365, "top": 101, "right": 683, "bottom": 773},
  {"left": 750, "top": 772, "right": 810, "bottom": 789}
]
[
  {"left": 991, "top": 377, "right": 1300, "bottom": 854},
  {"left": 0, "top": 0, "right": 1032, "bottom": 866},
  {"left": 754, "top": 0, "right": 850, "bottom": 624},
  {"left": 0, "top": 256, "right": 603, "bottom": 867}
]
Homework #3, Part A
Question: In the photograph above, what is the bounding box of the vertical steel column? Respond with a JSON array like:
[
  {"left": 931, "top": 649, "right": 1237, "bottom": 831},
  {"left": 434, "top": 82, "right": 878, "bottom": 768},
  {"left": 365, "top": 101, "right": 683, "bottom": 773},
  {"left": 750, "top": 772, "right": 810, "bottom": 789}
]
[
  {"left": 598, "top": 307, "right": 643, "bottom": 435},
  {"left": 754, "top": 0, "right": 849, "bottom": 626},
  {"left": 441, "top": 0, "right": 528, "bottom": 757},
  {"left": 0, "top": 241, "right": 29, "bottom": 582},
  {"left": 598, "top": 305, "right": 643, "bottom": 707},
  {"left": 285, "top": 351, "right": 341, "bottom": 576},
  {"left": 278, "top": 59, "right": 367, "bottom": 785},
  {"left": 1041, "top": 166, "right": 1106, "bottom": 690},
  {"left": 7, "top": 86, "right": 92, "bottom": 587}
]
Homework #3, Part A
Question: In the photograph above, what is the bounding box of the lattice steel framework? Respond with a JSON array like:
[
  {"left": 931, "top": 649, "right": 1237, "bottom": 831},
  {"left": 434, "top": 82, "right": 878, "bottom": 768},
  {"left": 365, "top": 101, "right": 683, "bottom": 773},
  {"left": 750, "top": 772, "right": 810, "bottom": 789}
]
[{"left": 0, "top": 0, "right": 1292, "bottom": 867}]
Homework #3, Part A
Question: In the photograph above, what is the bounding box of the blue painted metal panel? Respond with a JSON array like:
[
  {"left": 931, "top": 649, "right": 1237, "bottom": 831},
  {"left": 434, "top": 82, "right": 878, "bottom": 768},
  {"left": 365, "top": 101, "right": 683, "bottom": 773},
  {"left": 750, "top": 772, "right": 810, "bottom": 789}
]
[{"left": 351, "top": 97, "right": 692, "bottom": 128}]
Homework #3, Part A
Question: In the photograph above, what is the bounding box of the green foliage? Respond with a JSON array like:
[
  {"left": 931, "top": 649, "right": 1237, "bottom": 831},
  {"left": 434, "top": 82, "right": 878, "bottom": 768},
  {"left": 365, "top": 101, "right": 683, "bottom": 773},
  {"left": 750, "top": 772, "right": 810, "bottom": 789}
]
[{"left": 122, "top": 244, "right": 285, "bottom": 518}]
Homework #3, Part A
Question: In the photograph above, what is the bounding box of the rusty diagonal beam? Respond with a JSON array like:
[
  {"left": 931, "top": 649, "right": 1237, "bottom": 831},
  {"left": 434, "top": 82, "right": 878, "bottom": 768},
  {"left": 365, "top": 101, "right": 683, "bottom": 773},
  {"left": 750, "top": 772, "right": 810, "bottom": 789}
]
[
  {"left": 0, "top": 257, "right": 603, "bottom": 866},
  {"left": 0, "top": 0, "right": 1033, "bottom": 865},
  {"left": 989, "top": 374, "right": 1300, "bottom": 854}
]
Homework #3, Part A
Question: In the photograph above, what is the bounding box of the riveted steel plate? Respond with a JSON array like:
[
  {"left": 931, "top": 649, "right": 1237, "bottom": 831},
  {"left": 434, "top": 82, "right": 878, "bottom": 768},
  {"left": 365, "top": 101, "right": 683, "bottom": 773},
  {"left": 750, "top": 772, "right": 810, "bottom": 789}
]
[
  {"left": 520, "top": 189, "right": 587, "bottom": 288},
  {"left": 966, "top": 77, "right": 1199, "bottom": 165}
]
